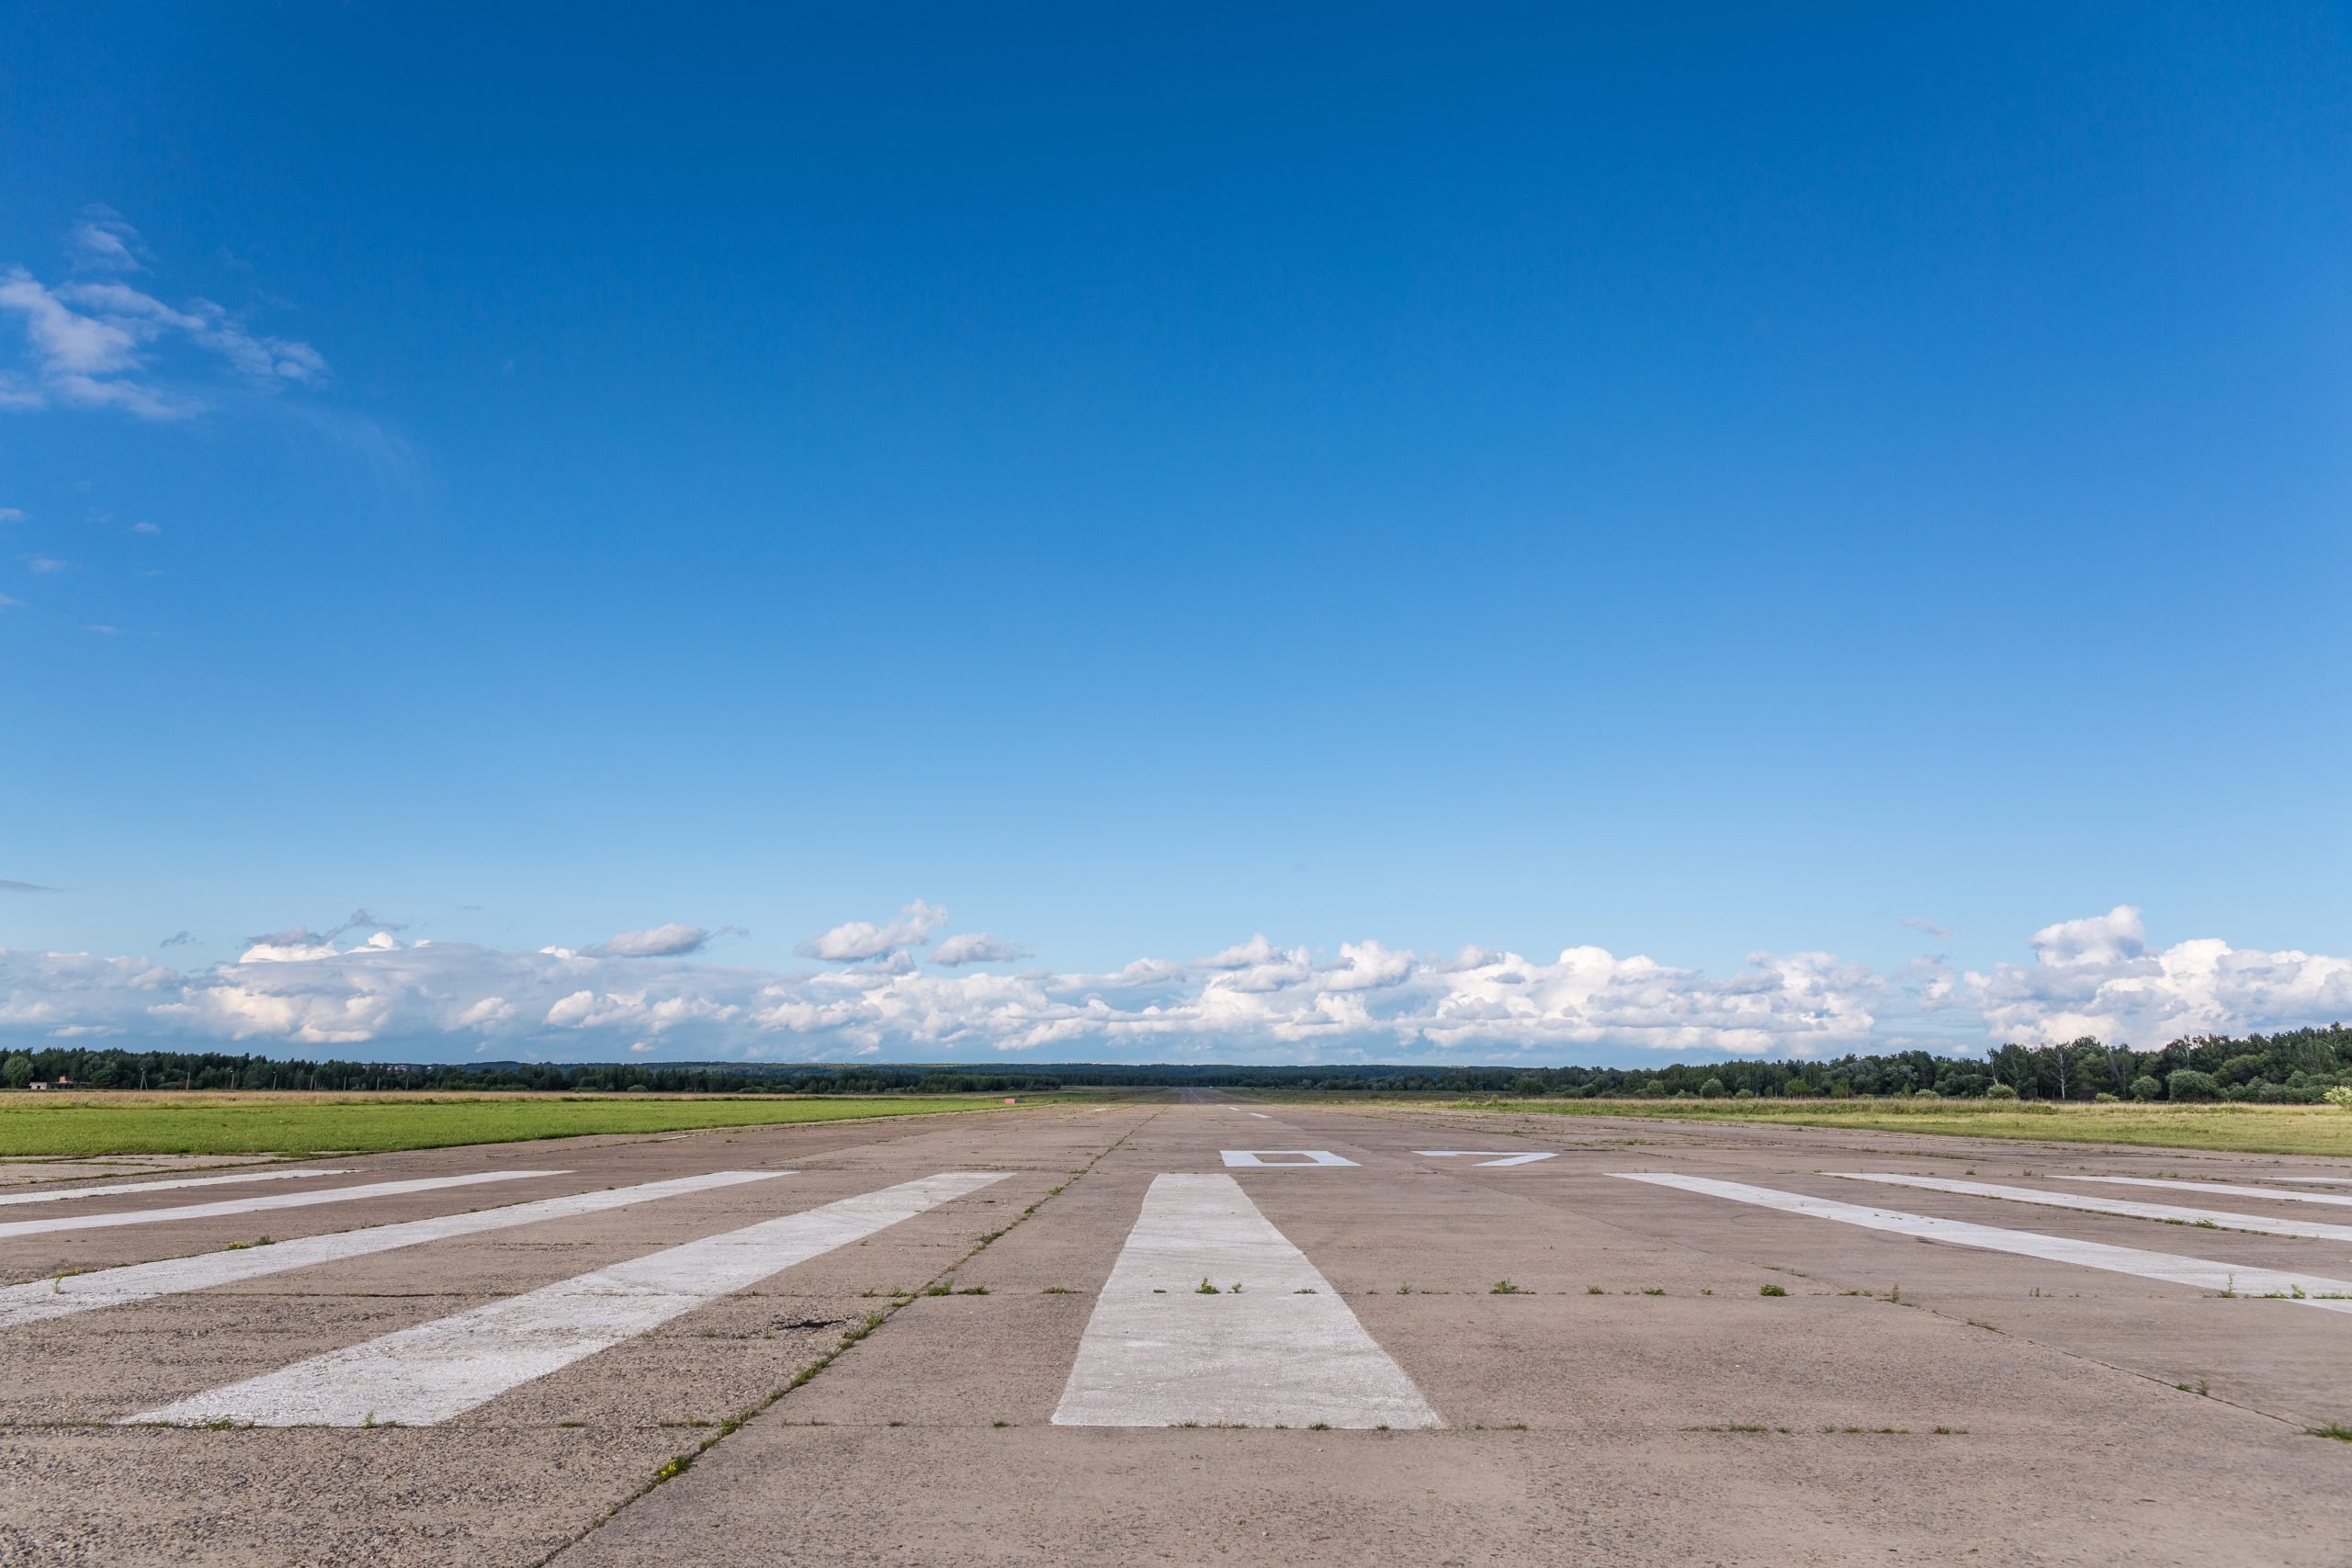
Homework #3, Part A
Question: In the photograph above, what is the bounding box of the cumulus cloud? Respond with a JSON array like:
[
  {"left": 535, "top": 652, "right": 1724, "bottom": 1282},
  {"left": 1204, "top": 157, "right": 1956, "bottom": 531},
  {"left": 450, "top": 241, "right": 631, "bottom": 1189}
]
[
  {"left": 0, "top": 214, "right": 327, "bottom": 420},
  {"left": 1964, "top": 905, "right": 2352, "bottom": 1047},
  {"left": 1, "top": 908, "right": 2341, "bottom": 1064},
  {"left": 797, "top": 900, "right": 947, "bottom": 962},
  {"left": 594, "top": 923, "right": 712, "bottom": 958},
  {"left": 931, "top": 932, "right": 1033, "bottom": 966}
]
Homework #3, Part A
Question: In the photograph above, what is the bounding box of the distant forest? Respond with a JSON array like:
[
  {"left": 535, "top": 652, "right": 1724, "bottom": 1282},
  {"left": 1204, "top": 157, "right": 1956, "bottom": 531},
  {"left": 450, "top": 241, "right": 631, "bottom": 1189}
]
[{"left": 4, "top": 1024, "right": 2348, "bottom": 1103}]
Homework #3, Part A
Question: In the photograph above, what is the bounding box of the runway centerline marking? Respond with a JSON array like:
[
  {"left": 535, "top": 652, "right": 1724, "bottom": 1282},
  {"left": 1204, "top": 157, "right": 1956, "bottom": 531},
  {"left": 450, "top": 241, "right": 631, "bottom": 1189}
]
[
  {"left": 1617, "top": 1173, "right": 2352, "bottom": 1314},
  {"left": 1416, "top": 1150, "right": 1558, "bottom": 1168},
  {"left": 0, "top": 1170, "right": 560, "bottom": 1241},
  {"left": 1220, "top": 1150, "right": 1359, "bottom": 1168},
  {"left": 1826, "top": 1172, "right": 2352, "bottom": 1243},
  {"left": 2063, "top": 1175, "right": 2352, "bottom": 1210},
  {"left": 0, "top": 1171, "right": 784, "bottom": 1331},
  {"left": 0, "top": 1169, "right": 356, "bottom": 1207},
  {"left": 127, "top": 1170, "right": 1008, "bottom": 1427},
  {"left": 1052, "top": 1173, "right": 1439, "bottom": 1430}
]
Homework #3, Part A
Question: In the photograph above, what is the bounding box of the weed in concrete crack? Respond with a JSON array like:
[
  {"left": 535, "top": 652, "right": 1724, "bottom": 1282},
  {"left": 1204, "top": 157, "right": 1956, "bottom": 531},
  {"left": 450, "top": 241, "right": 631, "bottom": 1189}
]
[
  {"left": 1641, "top": 1287, "right": 1666, "bottom": 1296},
  {"left": 1586, "top": 1285, "right": 1604, "bottom": 1295},
  {"left": 1490, "top": 1279, "right": 1522, "bottom": 1294},
  {"left": 991, "top": 1419, "right": 1010, "bottom": 1428},
  {"left": 1396, "top": 1282, "right": 1413, "bottom": 1294},
  {"left": 1308, "top": 1422, "right": 1330, "bottom": 1431},
  {"left": 1294, "top": 1287, "right": 1317, "bottom": 1294},
  {"left": 558, "top": 1421, "right": 587, "bottom": 1428},
  {"left": 2308, "top": 1424, "right": 2352, "bottom": 1441},
  {"left": 1758, "top": 1285, "right": 1787, "bottom": 1297},
  {"left": 1499, "top": 1422, "right": 1527, "bottom": 1430},
  {"left": 1042, "top": 1286, "right": 1076, "bottom": 1294},
  {"left": 1933, "top": 1426, "right": 1967, "bottom": 1435},
  {"left": 923, "top": 1283, "right": 952, "bottom": 1296},
  {"left": 956, "top": 1285, "right": 989, "bottom": 1295},
  {"left": 1196, "top": 1279, "right": 1221, "bottom": 1294}
]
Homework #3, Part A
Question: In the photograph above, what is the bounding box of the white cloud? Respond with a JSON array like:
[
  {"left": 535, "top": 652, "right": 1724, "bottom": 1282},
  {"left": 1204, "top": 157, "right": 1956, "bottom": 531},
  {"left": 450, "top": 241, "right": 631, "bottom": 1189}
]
[
  {"left": 1964, "top": 905, "right": 2352, "bottom": 1047},
  {"left": 0, "top": 508, "right": 24, "bottom": 524},
  {"left": 1900, "top": 916, "right": 1951, "bottom": 942},
  {"left": 1, "top": 909, "right": 2342, "bottom": 1063},
  {"left": 0, "top": 215, "right": 327, "bottom": 421},
  {"left": 797, "top": 899, "right": 947, "bottom": 962},
  {"left": 593, "top": 922, "right": 711, "bottom": 958},
  {"left": 69, "top": 209, "right": 144, "bottom": 273},
  {"left": 931, "top": 932, "right": 1032, "bottom": 966}
]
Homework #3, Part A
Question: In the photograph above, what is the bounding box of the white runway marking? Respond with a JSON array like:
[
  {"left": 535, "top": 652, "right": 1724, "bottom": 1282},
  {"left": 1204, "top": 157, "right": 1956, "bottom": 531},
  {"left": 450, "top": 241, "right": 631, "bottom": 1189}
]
[
  {"left": 129, "top": 1170, "right": 1006, "bottom": 1427},
  {"left": 1250, "top": 1112, "right": 1271, "bottom": 1119},
  {"left": 1053, "top": 1173, "right": 1439, "bottom": 1429},
  {"left": 0, "top": 1171, "right": 780, "bottom": 1331},
  {"left": 1826, "top": 1172, "right": 2352, "bottom": 1243},
  {"left": 2067, "top": 1175, "right": 2352, "bottom": 1209},
  {"left": 1618, "top": 1174, "right": 2352, "bottom": 1314},
  {"left": 0, "top": 1170, "right": 560, "bottom": 1241},
  {"left": 1221, "top": 1150, "right": 1358, "bottom": 1168},
  {"left": 1416, "top": 1150, "right": 1558, "bottom": 1168},
  {"left": 0, "top": 1169, "right": 356, "bottom": 1207}
]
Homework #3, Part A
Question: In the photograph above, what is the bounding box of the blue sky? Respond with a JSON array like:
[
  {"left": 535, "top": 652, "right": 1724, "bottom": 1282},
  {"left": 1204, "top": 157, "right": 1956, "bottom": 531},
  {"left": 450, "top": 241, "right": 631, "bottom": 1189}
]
[{"left": 4, "top": 4, "right": 2348, "bottom": 1064}]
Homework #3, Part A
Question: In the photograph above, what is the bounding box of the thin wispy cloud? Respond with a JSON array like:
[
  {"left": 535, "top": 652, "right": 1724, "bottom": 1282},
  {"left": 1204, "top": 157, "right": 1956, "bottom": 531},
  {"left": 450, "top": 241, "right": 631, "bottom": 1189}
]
[
  {"left": 1899, "top": 916, "right": 1951, "bottom": 942},
  {"left": 593, "top": 923, "right": 713, "bottom": 958},
  {"left": 0, "top": 214, "right": 327, "bottom": 420},
  {"left": 0, "top": 879, "right": 60, "bottom": 893}
]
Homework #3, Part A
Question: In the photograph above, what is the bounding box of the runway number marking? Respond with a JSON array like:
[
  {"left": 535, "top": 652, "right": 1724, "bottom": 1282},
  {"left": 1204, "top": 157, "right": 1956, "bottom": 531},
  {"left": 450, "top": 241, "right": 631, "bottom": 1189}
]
[
  {"left": 1618, "top": 1172, "right": 2352, "bottom": 1315},
  {"left": 1221, "top": 1150, "right": 1358, "bottom": 1168},
  {"left": 0, "top": 1171, "right": 785, "bottom": 1331},
  {"left": 0, "top": 1169, "right": 356, "bottom": 1208},
  {"left": 1828, "top": 1172, "right": 2352, "bottom": 1244},
  {"left": 1416, "top": 1151, "right": 1557, "bottom": 1168},
  {"left": 1053, "top": 1173, "right": 1440, "bottom": 1430},
  {"left": 128, "top": 1171, "right": 1008, "bottom": 1427},
  {"left": 0, "top": 1169, "right": 561, "bottom": 1241}
]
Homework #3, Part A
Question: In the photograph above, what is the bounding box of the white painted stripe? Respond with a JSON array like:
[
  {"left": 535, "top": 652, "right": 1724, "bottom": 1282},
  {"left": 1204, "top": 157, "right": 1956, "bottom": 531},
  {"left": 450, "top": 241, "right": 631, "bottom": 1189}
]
[
  {"left": 1618, "top": 1173, "right": 2352, "bottom": 1314},
  {"left": 0, "top": 1170, "right": 560, "bottom": 1241},
  {"left": 0, "top": 1171, "right": 781, "bottom": 1331},
  {"left": 2067, "top": 1175, "right": 2352, "bottom": 1209},
  {"left": 1416, "top": 1150, "right": 1558, "bottom": 1168},
  {"left": 1826, "top": 1171, "right": 2352, "bottom": 1243},
  {"left": 129, "top": 1170, "right": 1006, "bottom": 1427},
  {"left": 0, "top": 1169, "right": 356, "bottom": 1207},
  {"left": 1221, "top": 1150, "right": 1358, "bottom": 1168},
  {"left": 1053, "top": 1173, "right": 1439, "bottom": 1429}
]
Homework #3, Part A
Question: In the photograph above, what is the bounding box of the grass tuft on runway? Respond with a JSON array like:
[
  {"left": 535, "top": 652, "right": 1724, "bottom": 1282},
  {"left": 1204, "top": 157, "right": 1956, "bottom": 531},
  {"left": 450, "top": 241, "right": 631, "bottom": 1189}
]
[{"left": 0, "top": 1090, "right": 1058, "bottom": 1157}]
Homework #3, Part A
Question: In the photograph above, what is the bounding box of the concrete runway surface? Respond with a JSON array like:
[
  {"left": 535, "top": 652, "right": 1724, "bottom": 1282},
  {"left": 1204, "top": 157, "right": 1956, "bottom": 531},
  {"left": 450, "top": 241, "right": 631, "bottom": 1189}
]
[{"left": 4, "top": 1097, "right": 2350, "bottom": 1566}]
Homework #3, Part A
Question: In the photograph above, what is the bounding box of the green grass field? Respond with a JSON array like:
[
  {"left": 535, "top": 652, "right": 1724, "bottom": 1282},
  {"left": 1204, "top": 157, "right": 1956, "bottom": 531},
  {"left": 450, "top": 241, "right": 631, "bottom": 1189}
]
[
  {"left": 1430, "top": 1095, "right": 2352, "bottom": 1158},
  {"left": 0, "top": 1090, "right": 1059, "bottom": 1158}
]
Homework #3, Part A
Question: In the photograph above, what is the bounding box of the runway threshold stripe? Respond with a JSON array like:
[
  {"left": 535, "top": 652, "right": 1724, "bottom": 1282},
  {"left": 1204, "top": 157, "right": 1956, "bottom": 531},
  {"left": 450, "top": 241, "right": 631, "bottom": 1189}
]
[
  {"left": 0, "top": 1171, "right": 781, "bottom": 1330},
  {"left": 2066, "top": 1175, "right": 2352, "bottom": 1209},
  {"left": 0, "top": 1169, "right": 356, "bottom": 1207},
  {"left": 1617, "top": 1174, "right": 2352, "bottom": 1314},
  {"left": 0, "top": 1170, "right": 560, "bottom": 1241},
  {"left": 1051, "top": 1173, "right": 1440, "bottom": 1430},
  {"left": 128, "top": 1170, "right": 1007, "bottom": 1427},
  {"left": 1826, "top": 1172, "right": 2352, "bottom": 1243}
]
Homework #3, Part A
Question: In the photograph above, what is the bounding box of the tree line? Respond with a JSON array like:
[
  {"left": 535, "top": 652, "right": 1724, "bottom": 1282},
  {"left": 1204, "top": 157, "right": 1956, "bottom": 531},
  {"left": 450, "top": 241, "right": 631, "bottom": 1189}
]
[{"left": 2, "top": 1023, "right": 2346, "bottom": 1101}]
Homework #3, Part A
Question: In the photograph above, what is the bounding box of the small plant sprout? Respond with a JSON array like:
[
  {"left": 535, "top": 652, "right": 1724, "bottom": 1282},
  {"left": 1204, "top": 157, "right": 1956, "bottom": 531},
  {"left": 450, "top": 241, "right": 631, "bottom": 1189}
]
[
  {"left": 1758, "top": 1284, "right": 1787, "bottom": 1297},
  {"left": 1196, "top": 1278, "right": 1221, "bottom": 1294},
  {"left": 1490, "top": 1279, "right": 1522, "bottom": 1294}
]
